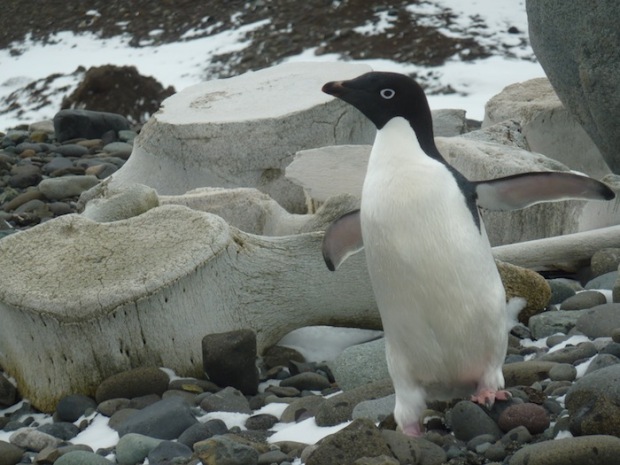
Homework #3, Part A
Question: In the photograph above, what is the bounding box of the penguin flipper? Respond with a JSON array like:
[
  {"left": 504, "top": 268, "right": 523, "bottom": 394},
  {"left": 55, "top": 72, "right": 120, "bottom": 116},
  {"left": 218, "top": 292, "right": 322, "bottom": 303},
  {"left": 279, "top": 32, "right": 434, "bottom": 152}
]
[
  {"left": 322, "top": 209, "right": 363, "bottom": 271},
  {"left": 475, "top": 171, "right": 615, "bottom": 211}
]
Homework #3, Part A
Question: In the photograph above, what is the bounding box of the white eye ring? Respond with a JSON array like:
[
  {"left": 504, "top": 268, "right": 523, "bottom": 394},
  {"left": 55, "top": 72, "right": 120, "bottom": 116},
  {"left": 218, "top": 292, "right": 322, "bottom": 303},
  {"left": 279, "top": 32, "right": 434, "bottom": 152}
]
[{"left": 380, "top": 88, "right": 395, "bottom": 99}]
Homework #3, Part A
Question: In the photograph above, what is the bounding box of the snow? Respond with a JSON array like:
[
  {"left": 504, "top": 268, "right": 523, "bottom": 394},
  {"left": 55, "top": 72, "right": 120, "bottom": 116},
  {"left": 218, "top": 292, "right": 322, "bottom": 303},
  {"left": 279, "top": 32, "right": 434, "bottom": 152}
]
[{"left": 0, "top": 0, "right": 544, "bottom": 129}]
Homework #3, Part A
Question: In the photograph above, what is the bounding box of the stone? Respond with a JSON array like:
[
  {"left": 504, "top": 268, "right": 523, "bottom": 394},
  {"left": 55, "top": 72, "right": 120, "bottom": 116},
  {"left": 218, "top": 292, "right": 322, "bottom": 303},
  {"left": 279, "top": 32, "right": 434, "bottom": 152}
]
[
  {"left": 37, "top": 422, "right": 80, "bottom": 440},
  {"left": 447, "top": 401, "right": 503, "bottom": 441},
  {"left": 381, "top": 430, "right": 447, "bottom": 465},
  {"left": 548, "top": 279, "right": 579, "bottom": 304},
  {"left": 527, "top": 0, "right": 620, "bottom": 173},
  {"left": 262, "top": 345, "right": 305, "bottom": 370},
  {"left": 0, "top": 373, "right": 17, "bottom": 408},
  {"left": 147, "top": 440, "right": 193, "bottom": 463},
  {"left": 548, "top": 363, "right": 577, "bottom": 382},
  {"left": 329, "top": 338, "right": 390, "bottom": 391},
  {"left": 0, "top": 441, "right": 24, "bottom": 465},
  {"left": 52, "top": 144, "right": 88, "bottom": 157},
  {"left": 497, "top": 403, "right": 550, "bottom": 434},
  {"left": 245, "top": 414, "right": 278, "bottom": 431},
  {"left": 55, "top": 394, "right": 97, "bottom": 422},
  {"left": 352, "top": 394, "right": 395, "bottom": 423},
  {"left": 199, "top": 387, "right": 252, "bottom": 414},
  {"left": 431, "top": 109, "right": 467, "bottom": 137},
  {"left": 315, "top": 379, "right": 394, "bottom": 427},
  {"left": 194, "top": 436, "right": 259, "bottom": 465},
  {"left": 583, "top": 354, "right": 620, "bottom": 376},
  {"left": 103, "top": 142, "right": 133, "bottom": 158},
  {"left": 95, "top": 367, "right": 169, "bottom": 403},
  {"left": 8, "top": 163, "right": 42, "bottom": 188},
  {"left": 53, "top": 109, "right": 131, "bottom": 142},
  {"left": 115, "top": 396, "right": 198, "bottom": 439},
  {"left": 566, "top": 365, "right": 620, "bottom": 436},
  {"left": 53, "top": 451, "right": 114, "bottom": 465},
  {"left": 483, "top": 77, "right": 610, "bottom": 178},
  {"left": 109, "top": 62, "right": 374, "bottom": 213},
  {"left": 528, "top": 310, "right": 589, "bottom": 339},
  {"left": 38, "top": 175, "right": 100, "bottom": 200},
  {"left": 9, "top": 427, "right": 62, "bottom": 452},
  {"left": 116, "top": 433, "right": 163, "bottom": 465},
  {"left": 29, "top": 120, "right": 55, "bottom": 134},
  {"left": 0, "top": 205, "right": 379, "bottom": 412},
  {"left": 177, "top": 419, "right": 228, "bottom": 447},
  {"left": 591, "top": 248, "right": 620, "bottom": 277},
  {"left": 305, "top": 419, "right": 394, "bottom": 465},
  {"left": 258, "top": 450, "right": 290, "bottom": 465},
  {"left": 279, "top": 372, "right": 331, "bottom": 391},
  {"left": 79, "top": 182, "right": 159, "bottom": 222},
  {"left": 1, "top": 189, "right": 45, "bottom": 212},
  {"left": 575, "top": 304, "right": 620, "bottom": 338},
  {"left": 496, "top": 261, "right": 550, "bottom": 324},
  {"left": 280, "top": 395, "right": 326, "bottom": 423},
  {"left": 560, "top": 291, "right": 607, "bottom": 310},
  {"left": 538, "top": 342, "right": 598, "bottom": 364},
  {"left": 586, "top": 271, "right": 618, "bottom": 290},
  {"left": 508, "top": 435, "right": 620, "bottom": 465},
  {"left": 503, "top": 361, "right": 558, "bottom": 387},
  {"left": 202, "top": 329, "right": 259, "bottom": 395}
]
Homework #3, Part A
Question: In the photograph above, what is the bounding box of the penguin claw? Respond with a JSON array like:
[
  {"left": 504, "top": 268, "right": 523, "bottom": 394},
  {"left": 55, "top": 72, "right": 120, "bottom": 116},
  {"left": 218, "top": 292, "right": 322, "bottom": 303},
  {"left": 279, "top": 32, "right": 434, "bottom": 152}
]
[{"left": 471, "top": 389, "right": 511, "bottom": 408}]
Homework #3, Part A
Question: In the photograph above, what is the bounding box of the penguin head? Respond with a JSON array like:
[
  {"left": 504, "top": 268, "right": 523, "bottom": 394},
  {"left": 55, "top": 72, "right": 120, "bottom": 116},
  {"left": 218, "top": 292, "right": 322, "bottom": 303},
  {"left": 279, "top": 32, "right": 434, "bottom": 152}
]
[{"left": 322, "top": 71, "right": 432, "bottom": 132}]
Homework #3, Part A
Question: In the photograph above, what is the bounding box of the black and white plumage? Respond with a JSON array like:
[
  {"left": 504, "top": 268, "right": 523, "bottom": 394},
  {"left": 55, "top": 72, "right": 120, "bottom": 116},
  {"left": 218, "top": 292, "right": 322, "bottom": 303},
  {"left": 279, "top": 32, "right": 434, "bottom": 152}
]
[{"left": 321, "top": 71, "right": 615, "bottom": 437}]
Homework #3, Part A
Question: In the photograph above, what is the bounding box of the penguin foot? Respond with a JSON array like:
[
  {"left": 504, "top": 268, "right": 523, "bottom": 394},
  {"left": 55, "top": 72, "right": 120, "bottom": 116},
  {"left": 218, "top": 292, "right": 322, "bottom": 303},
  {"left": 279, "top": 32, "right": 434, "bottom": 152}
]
[
  {"left": 471, "top": 388, "right": 511, "bottom": 409},
  {"left": 401, "top": 422, "right": 422, "bottom": 437}
]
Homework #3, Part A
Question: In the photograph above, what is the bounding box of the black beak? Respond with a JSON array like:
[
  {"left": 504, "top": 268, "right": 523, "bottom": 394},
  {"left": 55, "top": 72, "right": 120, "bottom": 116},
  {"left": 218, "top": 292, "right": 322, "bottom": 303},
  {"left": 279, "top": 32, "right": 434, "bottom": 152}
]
[{"left": 322, "top": 80, "right": 346, "bottom": 97}]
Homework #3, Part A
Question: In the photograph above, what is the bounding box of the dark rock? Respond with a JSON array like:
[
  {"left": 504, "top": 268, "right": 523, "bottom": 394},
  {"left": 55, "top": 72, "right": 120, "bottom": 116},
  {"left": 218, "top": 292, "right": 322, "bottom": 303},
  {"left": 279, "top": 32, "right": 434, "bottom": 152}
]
[
  {"left": 305, "top": 419, "right": 394, "bottom": 465},
  {"left": 601, "top": 342, "right": 620, "bottom": 358},
  {"left": 97, "top": 398, "right": 131, "bottom": 417},
  {"left": 501, "top": 425, "right": 533, "bottom": 446},
  {"left": 115, "top": 433, "right": 162, "bottom": 465},
  {"left": 547, "top": 279, "right": 577, "bottom": 304},
  {"left": 576, "top": 304, "right": 620, "bottom": 337},
  {"left": 528, "top": 309, "right": 588, "bottom": 339},
  {"left": 538, "top": 342, "right": 598, "bottom": 364},
  {"left": 8, "top": 163, "right": 42, "bottom": 188},
  {"left": 147, "top": 440, "right": 192, "bottom": 463},
  {"left": 53, "top": 450, "right": 114, "bottom": 465},
  {"left": 281, "top": 395, "right": 326, "bottom": 423},
  {"left": 1, "top": 189, "right": 45, "bottom": 212},
  {"left": 585, "top": 271, "right": 618, "bottom": 290},
  {"left": 560, "top": 291, "right": 607, "bottom": 310},
  {"left": 108, "top": 408, "right": 139, "bottom": 430},
  {"left": 548, "top": 363, "right": 577, "bottom": 381},
  {"left": 566, "top": 365, "right": 620, "bottom": 436},
  {"left": 53, "top": 109, "right": 130, "bottom": 142},
  {"left": 508, "top": 435, "right": 620, "bottom": 465},
  {"left": 128, "top": 393, "right": 161, "bottom": 409},
  {"left": 381, "top": 430, "right": 447, "bottom": 465},
  {"left": 613, "top": 327, "right": 620, "bottom": 343},
  {"left": 37, "top": 421, "right": 80, "bottom": 440},
  {"left": 591, "top": 248, "right": 620, "bottom": 277},
  {"left": 55, "top": 394, "right": 97, "bottom": 422},
  {"left": 265, "top": 385, "right": 300, "bottom": 398},
  {"left": 503, "top": 361, "right": 558, "bottom": 387},
  {"left": 0, "top": 440, "right": 24, "bottom": 465},
  {"left": 61, "top": 65, "right": 175, "bottom": 125},
  {"left": 497, "top": 403, "right": 550, "bottom": 434},
  {"left": 199, "top": 386, "right": 252, "bottom": 414},
  {"left": 194, "top": 435, "right": 259, "bottom": 465},
  {"left": 279, "top": 372, "right": 331, "bottom": 391},
  {"left": 262, "top": 345, "right": 305, "bottom": 370},
  {"left": 202, "top": 329, "right": 259, "bottom": 395},
  {"left": 527, "top": 0, "right": 620, "bottom": 172},
  {"left": 95, "top": 366, "right": 170, "bottom": 403},
  {"left": 43, "top": 156, "right": 74, "bottom": 175},
  {"left": 0, "top": 373, "right": 18, "bottom": 407},
  {"left": 245, "top": 414, "right": 278, "bottom": 431},
  {"left": 168, "top": 377, "right": 220, "bottom": 394},
  {"left": 178, "top": 419, "right": 228, "bottom": 448},
  {"left": 53, "top": 144, "right": 88, "bottom": 157},
  {"left": 258, "top": 450, "right": 290, "bottom": 465},
  {"left": 448, "top": 401, "right": 502, "bottom": 441},
  {"left": 114, "top": 396, "right": 198, "bottom": 439},
  {"left": 583, "top": 354, "right": 620, "bottom": 376}
]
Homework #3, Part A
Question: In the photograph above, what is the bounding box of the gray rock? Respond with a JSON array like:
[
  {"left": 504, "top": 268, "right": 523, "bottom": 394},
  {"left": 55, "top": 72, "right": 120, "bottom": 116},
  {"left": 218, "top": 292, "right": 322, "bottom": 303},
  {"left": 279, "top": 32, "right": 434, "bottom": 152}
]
[
  {"left": 527, "top": 0, "right": 620, "bottom": 173},
  {"left": 352, "top": 394, "right": 395, "bottom": 423},
  {"left": 245, "top": 414, "right": 278, "bottom": 431},
  {"left": 508, "top": 435, "right": 620, "bottom": 465},
  {"left": 497, "top": 403, "right": 550, "bottom": 434},
  {"left": 56, "top": 394, "right": 97, "bottom": 422},
  {"left": 0, "top": 373, "right": 17, "bottom": 408},
  {"left": 501, "top": 425, "right": 533, "bottom": 446},
  {"left": 560, "top": 291, "right": 607, "bottom": 310},
  {"left": 202, "top": 329, "right": 259, "bottom": 395},
  {"left": 177, "top": 419, "right": 228, "bottom": 447},
  {"left": 381, "top": 430, "right": 447, "bottom": 465},
  {"left": 194, "top": 435, "right": 259, "bottom": 465},
  {"left": 538, "top": 342, "right": 598, "bottom": 364},
  {"left": 585, "top": 271, "right": 618, "bottom": 290},
  {"left": 528, "top": 309, "right": 589, "bottom": 339},
  {"left": 591, "top": 248, "right": 620, "bottom": 276},
  {"left": 258, "top": 450, "right": 290, "bottom": 465},
  {"left": 280, "top": 395, "right": 326, "bottom": 423},
  {"left": 329, "top": 337, "right": 389, "bottom": 391},
  {"left": 96, "top": 367, "right": 170, "bottom": 404},
  {"left": 447, "top": 401, "right": 503, "bottom": 441},
  {"left": 103, "top": 142, "right": 133, "bottom": 157},
  {"left": 547, "top": 279, "right": 578, "bottom": 305},
  {"left": 8, "top": 427, "right": 62, "bottom": 452},
  {"left": 116, "top": 433, "right": 163, "bottom": 465},
  {"left": 79, "top": 182, "right": 159, "bottom": 222},
  {"left": 566, "top": 364, "right": 620, "bottom": 436},
  {"left": 575, "top": 303, "right": 620, "bottom": 337},
  {"left": 54, "top": 450, "right": 114, "bottom": 465},
  {"left": 8, "top": 163, "right": 42, "bottom": 188},
  {"left": 37, "top": 422, "right": 80, "bottom": 440},
  {"left": 548, "top": 363, "right": 577, "bottom": 382},
  {"left": 503, "top": 361, "right": 558, "bottom": 387},
  {"left": 43, "top": 157, "right": 74, "bottom": 175},
  {"left": 148, "top": 440, "right": 193, "bottom": 463},
  {"left": 53, "top": 144, "right": 88, "bottom": 157},
  {"left": 430, "top": 109, "right": 467, "bottom": 137},
  {"left": 97, "top": 398, "right": 131, "bottom": 417},
  {"left": 115, "top": 396, "right": 198, "bottom": 439},
  {"left": 38, "top": 175, "right": 99, "bottom": 200},
  {"left": 0, "top": 440, "right": 24, "bottom": 465},
  {"left": 199, "top": 387, "right": 252, "bottom": 414},
  {"left": 29, "top": 120, "right": 55, "bottom": 134},
  {"left": 583, "top": 354, "right": 620, "bottom": 376},
  {"left": 279, "top": 372, "right": 331, "bottom": 391},
  {"left": 53, "top": 109, "right": 130, "bottom": 142},
  {"left": 315, "top": 379, "right": 394, "bottom": 427},
  {"left": 305, "top": 419, "right": 394, "bottom": 465}
]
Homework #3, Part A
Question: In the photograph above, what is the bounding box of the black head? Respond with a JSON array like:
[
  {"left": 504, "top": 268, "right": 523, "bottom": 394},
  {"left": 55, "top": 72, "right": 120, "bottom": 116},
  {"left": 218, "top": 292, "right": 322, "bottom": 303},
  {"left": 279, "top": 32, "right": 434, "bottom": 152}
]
[{"left": 322, "top": 72, "right": 435, "bottom": 151}]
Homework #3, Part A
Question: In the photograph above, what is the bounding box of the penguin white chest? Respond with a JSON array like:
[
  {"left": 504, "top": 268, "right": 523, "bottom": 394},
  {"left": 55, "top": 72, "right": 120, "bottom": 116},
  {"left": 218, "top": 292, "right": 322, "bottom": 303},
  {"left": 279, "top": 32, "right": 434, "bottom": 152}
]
[{"left": 360, "top": 118, "right": 506, "bottom": 388}]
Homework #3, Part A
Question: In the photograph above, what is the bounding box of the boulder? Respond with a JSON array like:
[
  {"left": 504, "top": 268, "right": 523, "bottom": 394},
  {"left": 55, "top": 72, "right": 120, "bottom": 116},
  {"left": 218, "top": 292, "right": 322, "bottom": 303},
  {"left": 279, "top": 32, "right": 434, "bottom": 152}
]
[
  {"left": 108, "top": 62, "right": 375, "bottom": 212},
  {"left": 483, "top": 78, "right": 611, "bottom": 178},
  {"left": 0, "top": 205, "right": 378, "bottom": 412},
  {"left": 527, "top": 0, "right": 620, "bottom": 173},
  {"left": 53, "top": 109, "right": 131, "bottom": 142}
]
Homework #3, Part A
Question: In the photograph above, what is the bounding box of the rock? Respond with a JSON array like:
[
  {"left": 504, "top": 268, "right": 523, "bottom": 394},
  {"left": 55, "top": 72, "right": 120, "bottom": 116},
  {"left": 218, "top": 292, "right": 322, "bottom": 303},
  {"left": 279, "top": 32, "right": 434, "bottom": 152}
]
[
  {"left": 0, "top": 373, "right": 17, "bottom": 408},
  {"left": 29, "top": 120, "right": 55, "bottom": 134},
  {"left": 431, "top": 109, "right": 467, "bottom": 137},
  {"left": 245, "top": 414, "right": 278, "bottom": 431},
  {"left": 53, "top": 109, "right": 131, "bottom": 142},
  {"left": 353, "top": 456, "right": 400, "bottom": 465},
  {"left": 115, "top": 396, "right": 197, "bottom": 439},
  {"left": 102, "top": 142, "right": 133, "bottom": 158},
  {"left": 315, "top": 379, "right": 394, "bottom": 427},
  {"left": 279, "top": 372, "right": 331, "bottom": 391},
  {"left": 116, "top": 433, "right": 163, "bottom": 465},
  {"left": 0, "top": 205, "right": 379, "bottom": 412},
  {"left": 305, "top": 419, "right": 394, "bottom": 465},
  {"left": 262, "top": 345, "right": 305, "bottom": 370},
  {"left": 548, "top": 363, "right": 577, "bottom": 382},
  {"left": 583, "top": 354, "right": 620, "bottom": 376},
  {"left": 53, "top": 450, "right": 114, "bottom": 465},
  {"left": 497, "top": 403, "right": 550, "bottom": 434},
  {"left": 0, "top": 441, "right": 24, "bottom": 465},
  {"left": 381, "top": 430, "right": 447, "bottom": 465},
  {"left": 43, "top": 157, "right": 73, "bottom": 175},
  {"left": 55, "top": 394, "right": 97, "bottom": 422},
  {"left": 79, "top": 182, "right": 159, "bottom": 222},
  {"left": 566, "top": 364, "right": 620, "bottom": 436},
  {"left": 108, "top": 62, "right": 374, "bottom": 213},
  {"left": 8, "top": 163, "right": 42, "bottom": 188},
  {"left": 503, "top": 361, "right": 558, "bottom": 387},
  {"left": 38, "top": 175, "right": 100, "bottom": 200},
  {"left": 329, "top": 338, "right": 390, "bottom": 391},
  {"left": 95, "top": 367, "right": 169, "bottom": 403},
  {"left": 561, "top": 291, "right": 607, "bottom": 310},
  {"left": 147, "top": 440, "right": 193, "bottom": 463},
  {"left": 199, "top": 387, "right": 252, "bottom": 414},
  {"left": 61, "top": 65, "right": 175, "bottom": 125},
  {"left": 352, "top": 394, "right": 395, "bottom": 423},
  {"left": 37, "top": 422, "right": 80, "bottom": 440},
  {"left": 194, "top": 436, "right": 259, "bottom": 465},
  {"left": 527, "top": 0, "right": 620, "bottom": 174},
  {"left": 508, "top": 435, "right": 620, "bottom": 465},
  {"left": 447, "top": 401, "right": 503, "bottom": 441},
  {"left": 548, "top": 279, "right": 579, "bottom": 304},
  {"left": 1, "top": 189, "right": 45, "bottom": 212},
  {"left": 586, "top": 271, "right": 618, "bottom": 290},
  {"left": 591, "top": 248, "right": 620, "bottom": 277},
  {"left": 98, "top": 398, "right": 131, "bottom": 417},
  {"left": 258, "top": 450, "right": 290, "bottom": 465},
  {"left": 280, "top": 395, "right": 326, "bottom": 423},
  {"left": 538, "top": 342, "right": 598, "bottom": 364},
  {"left": 613, "top": 328, "right": 620, "bottom": 343},
  {"left": 496, "top": 261, "right": 550, "bottom": 324},
  {"left": 483, "top": 77, "right": 611, "bottom": 178},
  {"left": 53, "top": 144, "right": 89, "bottom": 157},
  {"left": 177, "top": 419, "right": 228, "bottom": 447},
  {"left": 528, "top": 309, "right": 589, "bottom": 339},
  {"left": 202, "top": 329, "right": 259, "bottom": 395},
  {"left": 9, "top": 427, "right": 62, "bottom": 452},
  {"left": 575, "top": 304, "right": 620, "bottom": 338}
]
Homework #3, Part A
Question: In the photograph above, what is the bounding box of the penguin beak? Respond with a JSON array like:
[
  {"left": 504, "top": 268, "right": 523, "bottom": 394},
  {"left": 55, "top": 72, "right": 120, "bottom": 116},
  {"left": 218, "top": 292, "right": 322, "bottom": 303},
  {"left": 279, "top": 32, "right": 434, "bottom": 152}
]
[{"left": 322, "top": 80, "right": 347, "bottom": 97}]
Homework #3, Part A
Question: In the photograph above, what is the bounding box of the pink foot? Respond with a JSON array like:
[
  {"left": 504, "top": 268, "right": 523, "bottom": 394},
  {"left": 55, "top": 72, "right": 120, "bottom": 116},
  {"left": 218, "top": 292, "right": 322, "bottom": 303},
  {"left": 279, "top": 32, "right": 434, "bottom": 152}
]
[
  {"left": 471, "top": 388, "right": 512, "bottom": 409},
  {"left": 402, "top": 422, "right": 422, "bottom": 437}
]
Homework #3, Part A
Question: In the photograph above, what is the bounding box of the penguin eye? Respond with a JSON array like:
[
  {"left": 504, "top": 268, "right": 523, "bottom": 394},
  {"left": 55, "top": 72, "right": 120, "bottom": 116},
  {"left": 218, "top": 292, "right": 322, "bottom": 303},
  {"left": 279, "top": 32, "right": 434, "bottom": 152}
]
[{"left": 380, "top": 88, "right": 396, "bottom": 99}]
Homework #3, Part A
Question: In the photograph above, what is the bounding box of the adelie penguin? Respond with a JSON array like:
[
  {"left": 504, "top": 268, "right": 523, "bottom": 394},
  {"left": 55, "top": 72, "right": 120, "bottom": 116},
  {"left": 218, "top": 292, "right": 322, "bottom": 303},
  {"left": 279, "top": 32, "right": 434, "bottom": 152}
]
[{"left": 321, "top": 71, "right": 615, "bottom": 437}]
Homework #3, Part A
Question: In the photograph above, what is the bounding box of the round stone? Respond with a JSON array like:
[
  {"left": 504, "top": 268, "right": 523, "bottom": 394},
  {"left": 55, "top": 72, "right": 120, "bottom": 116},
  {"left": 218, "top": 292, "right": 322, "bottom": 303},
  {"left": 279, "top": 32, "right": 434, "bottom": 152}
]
[{"left": 498, "top": 403, "right": 550, "bottom": 434}]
